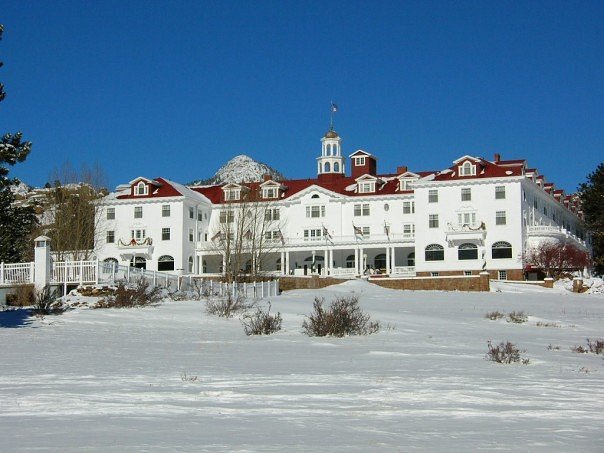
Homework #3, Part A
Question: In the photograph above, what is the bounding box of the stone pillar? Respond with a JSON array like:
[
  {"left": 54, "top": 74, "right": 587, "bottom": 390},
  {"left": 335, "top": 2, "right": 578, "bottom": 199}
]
[
  {"left": 479, "top": 271, "right": 490, "bottom": 292},
  {"left": 34, "top": 235, "right": 52, "bottom": 291},
  {"left": 544, "top": 277, "right": 554, "bottom": 289},
  {"left": 572, "top": 277, "right": 583, "bottom": 293}
]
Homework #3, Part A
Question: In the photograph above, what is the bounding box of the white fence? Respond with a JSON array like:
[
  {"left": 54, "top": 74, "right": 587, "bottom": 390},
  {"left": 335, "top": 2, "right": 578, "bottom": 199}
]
[
  {"left": 178, "top": 277, "right": 280, "bottom": 299},
  {"left": 0, "top": 262, "right": 34, "bottom": 285}
]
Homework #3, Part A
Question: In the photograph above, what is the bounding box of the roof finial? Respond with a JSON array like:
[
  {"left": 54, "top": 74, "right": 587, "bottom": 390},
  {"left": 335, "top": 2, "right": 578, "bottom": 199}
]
[{"left": 330, "top": 101, "right": 338, "bottom": 131}]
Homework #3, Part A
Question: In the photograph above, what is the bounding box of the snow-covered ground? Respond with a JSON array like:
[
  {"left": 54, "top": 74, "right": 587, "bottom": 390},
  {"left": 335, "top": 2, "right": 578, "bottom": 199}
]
[{"left": 1, "top": 280, "right": 603, "bottom": 451}]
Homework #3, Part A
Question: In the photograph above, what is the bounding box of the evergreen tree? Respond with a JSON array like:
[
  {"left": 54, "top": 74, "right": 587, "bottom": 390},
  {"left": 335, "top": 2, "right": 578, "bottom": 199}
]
[
  {"left": 579, "top": 163, "right": 604, "bottom": 275},
  {"left": 0, "top": 25, "right": 38, "bottom": 262}
]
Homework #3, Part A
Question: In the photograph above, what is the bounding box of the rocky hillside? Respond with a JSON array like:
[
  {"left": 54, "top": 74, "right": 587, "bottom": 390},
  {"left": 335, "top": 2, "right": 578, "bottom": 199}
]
[{"left": 189, "top": 154, "right": 284, "bottom": 185}]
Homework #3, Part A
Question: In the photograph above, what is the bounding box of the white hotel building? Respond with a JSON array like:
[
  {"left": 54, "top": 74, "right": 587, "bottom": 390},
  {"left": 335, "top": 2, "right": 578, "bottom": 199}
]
[{"left": 95, "top": 128, "right": 588, "bottom": 281}]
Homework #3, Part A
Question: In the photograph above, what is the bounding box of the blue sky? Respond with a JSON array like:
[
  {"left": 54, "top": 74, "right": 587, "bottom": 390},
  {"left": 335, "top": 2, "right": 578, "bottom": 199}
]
[{"left": 1, "top": 1, "right": 602, "bottom": 192}]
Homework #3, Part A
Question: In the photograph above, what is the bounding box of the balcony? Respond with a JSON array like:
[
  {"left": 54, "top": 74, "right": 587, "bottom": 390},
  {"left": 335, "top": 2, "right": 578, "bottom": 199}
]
[
  {"left": 526, "top": 226, "right": 587, "bottom": 248},
  {"left": 117, "top": 237, "right": 154, "bottom": 258},
  {"left": 445, "top": 222, "right": 487, "bottom": 246}
]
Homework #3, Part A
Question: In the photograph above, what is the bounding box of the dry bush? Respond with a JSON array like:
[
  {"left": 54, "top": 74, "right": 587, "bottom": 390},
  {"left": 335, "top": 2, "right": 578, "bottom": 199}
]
[
  {"left": 302, "top": 296, "right": 380, "bottom": 337},
  {"left": 485, "top": 311, "right": 504, "bottom": 320},
  {"left": 6, "top": 284, "right": 35, "bottom": 307},
  {"left": 536, "top": 321, "right": 561, "bottom": 328},
  {"left": 206, "top": 294, "right": 250, "bottom": 318},
  {"left": 486, "top": 340, "right": 529, "bottom": 364},
  {"left": 572, "top": 338, "right": 604, "bottom": 355},
  {"left": 96, "top": 280, "right": 162, "bottom": 309},
  {"left": 506, "top": 311, "right": 528, "bottom": 324},
  {"left": 241, "top": 302, "right": 282, "bottom": 336},
  {"left": 31, "top": 285, "right": 64, "bottom": 316},
  {"left": 547, "top": 344, "right": 561, "bottom": 351},
  {"left": 180, "top": 371, "right": 198, "bottom": 382}
]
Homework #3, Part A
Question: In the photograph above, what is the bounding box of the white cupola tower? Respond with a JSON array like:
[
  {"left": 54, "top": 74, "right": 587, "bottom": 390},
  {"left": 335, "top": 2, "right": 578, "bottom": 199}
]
[{"left": 317, "top": 129, "right": 345, "bottom": 178}]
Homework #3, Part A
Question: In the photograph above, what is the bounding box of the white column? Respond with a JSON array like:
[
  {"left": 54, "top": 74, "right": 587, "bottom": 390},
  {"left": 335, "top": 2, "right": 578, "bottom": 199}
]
[
  {"left": 285, "top": 251, "right": 290, "bottom": 275},
  {"left": 198, "top": 253, "right": 204, "bottom": 275},
  {"left": 354, "top": 248, "right": 359, "bottom": 276},
  {"left": 33, "top": 236, "right": 52, "bottom": 291},
  {"left": 324, "top": 248, "right": 328, "bottom": 275},
  {"left": 386, "top": 247, "right": 390, "bottom": 274},
  {"left": 281, "top": 251, "right": 285, "bottom": 275}
]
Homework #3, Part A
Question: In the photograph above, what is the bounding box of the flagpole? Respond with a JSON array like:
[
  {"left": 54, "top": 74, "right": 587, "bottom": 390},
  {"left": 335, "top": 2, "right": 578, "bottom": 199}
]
[{"left": 329, "top": 101, "right": 334, "bottom": 130}]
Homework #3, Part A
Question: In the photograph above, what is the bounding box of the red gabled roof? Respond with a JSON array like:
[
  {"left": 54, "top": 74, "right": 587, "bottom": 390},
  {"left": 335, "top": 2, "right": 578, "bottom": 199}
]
[
  {"left": 432, "top": 157, "right": 524, "bottom": 181},
  {"left": 116, "top": 177, "right": 183, "bottom": 199}
]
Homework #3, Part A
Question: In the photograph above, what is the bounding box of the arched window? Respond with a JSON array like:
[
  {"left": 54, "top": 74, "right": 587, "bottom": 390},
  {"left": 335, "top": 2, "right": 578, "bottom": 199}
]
[
  {"left": 425, "top": 244, "right": 444, "bottom": 261},
  {"left": 103, "top": 257, "right": 118, "bottom": 272},
  {"left": 324, "top": 162, "right": 331, "bottom": 172},
  {"left": 492, "top": 241, "right": 512, "bottom": 259},
  {"left": 407, "top": 252, "right": 415, "bottom": 266},
  {"left": 333, "top": 161, "right": 340, "bottom": 172},
  {"left": 374, "top": 254, "right": 386, "bottom": 269},
  {"left": 326, "top": 144, "right": 332, "bottom": 155},
  {"left": 130, "top": 256, "right": 146, "bottom": 269},
  {"left": 458, "top": 243, "right": 478, "bottom": 260},
  {"left": 188, "top": 256, "right": 194, "bottom": 273},
  {"left": 158, "top": 255, "right": 175, "bottom": 271},
  {"left": 311, "top": 194, "right": 320, "bottom": 199},
  {"left": 346, "top": 254, "right": 355, "bottom": 268}
]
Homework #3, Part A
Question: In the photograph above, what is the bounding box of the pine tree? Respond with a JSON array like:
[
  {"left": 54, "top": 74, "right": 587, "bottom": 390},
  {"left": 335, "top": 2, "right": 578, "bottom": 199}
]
[
  {"left": 579, "top": 163, "right": 604, "bottom": 275},
  {"left": 0, "top": 25, "right": 38, "bottom": 262}
]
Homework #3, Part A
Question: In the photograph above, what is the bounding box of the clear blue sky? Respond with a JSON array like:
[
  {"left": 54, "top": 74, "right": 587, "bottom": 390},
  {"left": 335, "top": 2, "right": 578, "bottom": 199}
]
[{"left": 2, "top": 1, "right": 602, "bottom": 192}]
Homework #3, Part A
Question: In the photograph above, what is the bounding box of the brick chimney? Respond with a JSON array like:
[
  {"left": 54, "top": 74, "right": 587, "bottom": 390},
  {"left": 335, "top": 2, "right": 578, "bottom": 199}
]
[
  {"left": 494, "top": 153, "right": 501, "bottom": 163},
  {"left": 397, "top": 166, "right": 408, "bottom": 174},
  {"left": 263, "top": 174, "right": 271, "bottom": 182}
]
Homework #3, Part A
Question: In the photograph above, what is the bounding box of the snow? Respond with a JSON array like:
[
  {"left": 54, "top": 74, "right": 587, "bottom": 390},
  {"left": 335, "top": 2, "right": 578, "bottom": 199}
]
[
  {"left": 190, "top": 154, "right": 284, "bottom": 185},
  {"left": 1, "top": 280, "right": 603, "bottom": 451}
]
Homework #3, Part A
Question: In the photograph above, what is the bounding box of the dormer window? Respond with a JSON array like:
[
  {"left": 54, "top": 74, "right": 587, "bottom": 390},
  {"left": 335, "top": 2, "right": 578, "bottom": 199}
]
[
  {"left": 354, "top": 156, "right": 366, "bottom": 166},
  {"left": 459, "top": 161, "right": 476, "bottom": 177},
  {"left": 262, "top": 187, "right": 278, "bottom": 199},
  {"left": 399, "top": 179, "right": 414, "bottom": 191},
  {"left": 135, "top": 181, "right": 148, "bottom": 196},
  {"left": 358, "top": 181, "right": 375, "bottom": 193},
  {"left": 225, "top": 189, "right": 240, "bottom": 201}
]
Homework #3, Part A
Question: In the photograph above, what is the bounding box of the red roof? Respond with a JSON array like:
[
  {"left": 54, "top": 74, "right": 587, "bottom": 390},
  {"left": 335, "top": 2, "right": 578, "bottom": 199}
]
[
  {"left": 432, "top": 158, "right": 524, "bottom": 181},
  {"left": 116, "top": 177, "right": 182, "bottom": 199}
]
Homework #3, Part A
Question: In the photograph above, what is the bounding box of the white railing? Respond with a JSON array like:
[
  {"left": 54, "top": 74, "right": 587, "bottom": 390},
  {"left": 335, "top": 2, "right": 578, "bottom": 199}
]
[
  {"left": 0, "top": 262, "right": 34, "bottom": 285},
  {"left": 178, "top": 277, "right": 279, "bottom": 299},
  {"left": 98, "top": 263, "right": 180, "bottom": 289},
  {"left": 527, "top": 226, "right": 587, "bottom": 247},
  {"left": 331, "top": 268, "right": 357, "bottom": 277},
  {"left": 392, "top": 266, "right": 416, "bottom": 277},
  {"left": 52, "top": 261, "right": 98, "bottom": 284}
]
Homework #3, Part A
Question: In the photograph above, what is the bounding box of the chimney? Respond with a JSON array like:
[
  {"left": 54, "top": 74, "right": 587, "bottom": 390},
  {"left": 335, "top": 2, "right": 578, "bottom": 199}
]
[
  {"left": 263, "top": 174, "right": 271, "bottom": 182},
  {"left": 397, "top": 166, "right": 408, "bottom": 174},
  {"left": 494, "top": 153, "right": 501, "bottom": 163}
]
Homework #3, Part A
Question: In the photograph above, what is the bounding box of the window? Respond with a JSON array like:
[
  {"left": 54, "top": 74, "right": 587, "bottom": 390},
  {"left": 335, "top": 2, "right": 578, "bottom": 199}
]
[
  {"left": 464, "top": 271, "right": 472, "bottom": 276},
  {"left": 162, "top": 228, "right": 170, "bottom": 241},
  {"left": 459, "top": 161, "right": 476, "bottom": 176},
  {"left": 158, "top": 255, "right": 175, "bottom": 271},
  {"left": 428, "top": 189, "right": 438, "bottom": 203},
  {"left": 361, "top": 226, "right": 370, "bottom": 237},
  {"left": 134, "top": 206, "right": 142, "bottom": 218},
  {"left": 403, "top": 201, "right": 415, "bottom": 214},
  {"left": 354, "top": 156, "right": 366, "bottom": 166},
  {"left": 264, "top": 231, "right": 280, "bottom": 241},
  {"left": 188, "top": 229, "right": 194, "bottom": 242},
  {"left": 162, "top": 205, "right": 170, "bottom": 217},
  {"left": 429, "top": 214, "right": 439, "bottom": 228},
  {"left": 461, "top": 188, "right": 471, "bottom": 201},
  {"left": 407, "top": 252, "right": 415, "bottom": 266},
  {"left": 188, "top": 207, "right": 194, "bottom": 219},
  {"left": 495, "top": 186, "right": 505, "bottom": 199},
  {"left": 492, "top": 241, "right": 512, "bottom": 259},
  {"left": 263, "top": 187, "right": 278, "bottom": 199},
  {"left": 130, "top": 229, "right": 146, "bottom": 240},
  {"left": 425, "top": 244, "right": 444, "bottom": 261},
  {"left": 403, "top": 224, "right": 415, "bottom": 237},
  {"left": 458, "top": 243, "right": 478, "bottom": 260},
  {"left": 106, "top": 207, "right": 115, "bottom": 220},
  {"left": 135, "top": 181, "right": 148, "bottom": 196},
  {"left": 333, "top": 162, "right": 340, "bottom": 172},
  {"left": 103, "top": 258, "right": 118, "bottom": 272},
  {"left": 358, "top": 182, "right": 375, "bottom": 193},
  {"left": 399, "top": 179, "right": 414, "bottom": 190},
  {"left": 431, "top": 272, "right": 440, "bottom": 277},
  {"left": 496, "top": 211, "right": 506, "bottom": 225},
  {"left": 106, "top": 230, "right": 115, "bottom": 243},
  {"left": 198, "top": 212, "right": 203, "bottom": 221},
  {"left": 303, "top": 228, "right": 323, "bottom": 241},
  {"left": 324, "top": 162, "right": 331, "bottom": 172},
  {"left": 188, "top": 256, "right": 193, "bottom": 273},
  {"left": 354, "top": 204, "right": 370, "bottom": 216},
  {"left": 265, "top": 208, "right": 280, "bottom": 221},
  {"left": 533, "top": 199, "right": 538, "bottom": 209},
  {"left": 457, "top": 211, "right": 477, "bottom": 227},
  {"left": 219, "top": 210, "right": 234, "bottom": 223},
  {"left": 498, "top": 270, "right": 507, "bottom": 280},
  {"left": 346, "top": 254, "right": 355, "bottom": 268},
  {"left": 225, "top": 189, "right": 240, "bottom": 201},
  {"left": 306, "top": 205, "right": 325, "bottom": 218}
]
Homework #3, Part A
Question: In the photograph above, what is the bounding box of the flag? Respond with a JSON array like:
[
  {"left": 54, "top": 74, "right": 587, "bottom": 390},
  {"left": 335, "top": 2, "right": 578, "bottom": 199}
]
[
  {"left": 278, "top": 228, "right": 285, "bottom": 245},
  {"left": 211, "top": 231, "right": 222, "bottom": 241},
  {"left": 322, "top": 225, "right": 332, "bottom": 240},
  {"left": 331, "top": 103, "right": 338, "bottom": 112},
  {"left": 353, "top": 223, "right": 364, "bottom": 238},
  {"left": 384, "top": 223, "right": 390, "bottom": 240}
]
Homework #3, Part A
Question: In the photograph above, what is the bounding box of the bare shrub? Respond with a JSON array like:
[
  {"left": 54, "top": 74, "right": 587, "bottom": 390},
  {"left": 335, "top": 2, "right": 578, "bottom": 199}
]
[
  {"left": 206, "top": 294, "right": 249, "bottom": 318},
  {"left": 6, "top": 284, "right": 35, "bottom": 307},
  {"left": 241, "top": 302, "right": 282, "bottom": 336},
  {"left": 536, "top": 321, "right": 561, "bottom": 328},
  {"left": 587, "top": 338, "right": 604, "bottom": 354},
  {"left": 486, "top": 340, "right": 529, "bottom": 364},
  {"left": 31, "top": 285, "right": 64, "bottom": 316},
  {"left": 571, "top": 344, "right": 588, "bottom": 353},
  {"left": 485, "top": 311, "right": 504, "bottom": 320},
  {"left": 302, "top": 296, "right": 380, "bottom": 337},
  {"left": 96, "top": 280, "right": 162, "bottom": 309},
  {"left": 506, "top": 311, "right": 528, "bottom": 324},
  {"left": 180, "top": 371, "right": 198, "bottom": 382},
  {"left": 547, "top": 344, "right": 560, "bottom": 351}
]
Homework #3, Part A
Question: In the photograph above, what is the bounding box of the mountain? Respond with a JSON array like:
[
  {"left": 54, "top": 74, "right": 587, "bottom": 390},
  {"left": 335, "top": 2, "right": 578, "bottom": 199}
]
[{"left": 188, "top": 154, "right": 285, "bottom": 185}]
